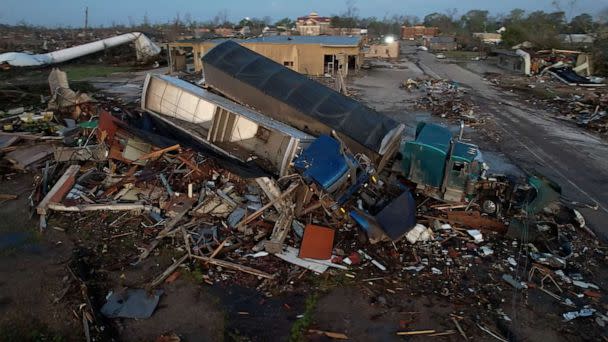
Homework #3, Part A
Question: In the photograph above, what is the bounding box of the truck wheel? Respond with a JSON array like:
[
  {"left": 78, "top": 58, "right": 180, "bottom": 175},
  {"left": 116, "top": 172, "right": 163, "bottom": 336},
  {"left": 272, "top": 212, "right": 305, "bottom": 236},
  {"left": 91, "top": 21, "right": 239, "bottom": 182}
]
[{"left": 481, "top": 197, "right": 500, "bottom": 216}]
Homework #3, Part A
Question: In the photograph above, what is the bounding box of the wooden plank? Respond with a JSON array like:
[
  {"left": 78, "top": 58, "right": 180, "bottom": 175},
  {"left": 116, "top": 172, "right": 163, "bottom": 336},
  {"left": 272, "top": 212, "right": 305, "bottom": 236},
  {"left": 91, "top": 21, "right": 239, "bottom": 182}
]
[
  {"left": 237, "top": 182, "right": 300, "bottom": 231},
  {"left": 264, "top": 208, "right": 293, "bottom": 254},
  {"left": 191, "top": 255, "right": 274, "bottom": 279},
  {"left": 6, "top": 143, "right": 55, "bottom": 170},
  {"left": 137, "top": 144, "right": 180, "bottom": 161},
  {"left": 47, "top": 203, "right": 148, "bottom": 212},
  {"left": 37, "top": 165, "right": 80, "bottom": 215}
]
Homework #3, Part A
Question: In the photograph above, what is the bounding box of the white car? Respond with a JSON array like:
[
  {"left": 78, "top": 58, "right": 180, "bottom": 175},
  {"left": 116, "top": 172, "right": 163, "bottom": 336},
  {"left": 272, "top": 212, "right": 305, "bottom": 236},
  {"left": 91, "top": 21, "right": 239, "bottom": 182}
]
[
  {"left": 417, "top": 46, "right": 428, "bottom": 51},
  {"left": 435, "top": 53, "right": 446, "bottom": 59}
]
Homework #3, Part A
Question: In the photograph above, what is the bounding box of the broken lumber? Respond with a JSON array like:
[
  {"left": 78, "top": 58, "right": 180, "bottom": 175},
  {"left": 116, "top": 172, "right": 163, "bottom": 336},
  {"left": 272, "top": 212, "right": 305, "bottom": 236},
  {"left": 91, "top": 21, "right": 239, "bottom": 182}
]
[
  {"left": 237, "top": 182, "right": 300, "bottom": 231},
  {"left": 396, "top": 330, "right": 436, "bottom": 336},
  {"left": 37, "top": 165, "right": 80, "bottom": 215},
  {"left": 191, "top": 255, "right": 274, "bottom": 279},
  {"left": 149, "top": 254, "right": 188, "bottom": 288},
  {"left": 137, "top": 144, "right": 180, "bottom": 161},
  {"left": 47, "top": 203, "right": 148, "bottom": 212},
  {"left": 156, "top": 201, "right": 194, "bottom": 239},
  {"left": 264, "top": 207, "right": 294, "bottom": 254}
]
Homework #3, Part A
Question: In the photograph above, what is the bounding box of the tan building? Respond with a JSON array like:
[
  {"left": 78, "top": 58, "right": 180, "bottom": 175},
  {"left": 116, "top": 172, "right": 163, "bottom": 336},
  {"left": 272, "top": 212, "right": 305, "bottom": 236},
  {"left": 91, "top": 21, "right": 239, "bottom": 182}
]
[
  {"left": 473, "top": 32, "right": 502, "bottom": 44},
  {"left": 214, "top": 27, "right": 235, "bottom": 37},
  {"left": 401, "top": 26, "right": 439, "bottom": 40},
  {"left": 364, "top": 41, "right": 399, "bottom": 59},
  {"left": 167, "top": 35, "right": 363, "bottom": 77},
  {"left": 296, "top": 12, "right": 331, "bottom": 36}
]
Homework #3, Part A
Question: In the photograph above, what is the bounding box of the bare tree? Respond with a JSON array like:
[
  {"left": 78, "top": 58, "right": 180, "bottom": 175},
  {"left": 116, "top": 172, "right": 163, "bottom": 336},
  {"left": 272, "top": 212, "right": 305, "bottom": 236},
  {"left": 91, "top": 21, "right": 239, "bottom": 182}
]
[
  {"left": 213, "top": 9, "right": 229, "bottom": 26},
  {"left": 552, "top": 0, "right": 578, "bottom": 21},
  {"left": 344, "top": 0, "right": 359, "bottom": 18}
]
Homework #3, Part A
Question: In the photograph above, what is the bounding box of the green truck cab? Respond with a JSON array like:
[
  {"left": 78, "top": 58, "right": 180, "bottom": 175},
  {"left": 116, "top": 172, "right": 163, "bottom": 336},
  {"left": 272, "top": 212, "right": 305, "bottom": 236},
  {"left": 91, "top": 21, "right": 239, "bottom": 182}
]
[
  {"left": 401, "top": 122, "right": 484, "bottom": 203},
  {"left": 401, "top": 122, "right": 562, "bottom": 220}
]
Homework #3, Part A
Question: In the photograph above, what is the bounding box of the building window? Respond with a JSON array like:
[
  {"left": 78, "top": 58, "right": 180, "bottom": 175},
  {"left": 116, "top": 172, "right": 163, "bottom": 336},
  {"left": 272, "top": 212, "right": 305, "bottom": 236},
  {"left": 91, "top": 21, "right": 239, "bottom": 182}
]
[{"left": 283, "top": 61, "right": 294, "bottom": 67}]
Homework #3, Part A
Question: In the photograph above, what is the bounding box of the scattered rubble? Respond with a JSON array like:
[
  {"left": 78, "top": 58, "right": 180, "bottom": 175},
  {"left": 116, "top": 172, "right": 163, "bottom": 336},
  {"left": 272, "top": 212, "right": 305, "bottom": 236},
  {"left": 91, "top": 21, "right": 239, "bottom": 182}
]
[
  {"left": 489, "top": 73, "right": 608, "bottom": 135},
  {"left": 1, "top": 45, "right": 606, "bottom": 341},
  {"left": 413, "top": 79, "right": 481, "bottom": 124}
]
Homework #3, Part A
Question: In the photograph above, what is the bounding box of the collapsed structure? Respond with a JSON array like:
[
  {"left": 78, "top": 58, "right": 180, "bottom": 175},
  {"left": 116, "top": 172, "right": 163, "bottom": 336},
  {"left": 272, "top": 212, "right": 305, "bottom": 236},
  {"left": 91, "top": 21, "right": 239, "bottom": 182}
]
[{"left": 0, "top": 32, "right": 160, "bottom": 67}]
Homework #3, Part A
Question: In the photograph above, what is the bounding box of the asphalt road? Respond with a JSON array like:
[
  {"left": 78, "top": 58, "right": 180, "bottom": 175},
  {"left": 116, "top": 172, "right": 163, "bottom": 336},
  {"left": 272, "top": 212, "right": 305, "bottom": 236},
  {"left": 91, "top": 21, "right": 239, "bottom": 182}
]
[{"left": 406, "top": 45, "right": 608, "bottom": 239}]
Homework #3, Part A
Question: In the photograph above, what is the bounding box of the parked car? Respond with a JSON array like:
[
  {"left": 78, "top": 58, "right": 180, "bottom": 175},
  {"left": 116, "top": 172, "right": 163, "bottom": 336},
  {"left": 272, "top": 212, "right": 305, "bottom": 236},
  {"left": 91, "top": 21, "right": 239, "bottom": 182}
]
[{"left": 435, "top": 53, "right": 446, "bottom": 59}]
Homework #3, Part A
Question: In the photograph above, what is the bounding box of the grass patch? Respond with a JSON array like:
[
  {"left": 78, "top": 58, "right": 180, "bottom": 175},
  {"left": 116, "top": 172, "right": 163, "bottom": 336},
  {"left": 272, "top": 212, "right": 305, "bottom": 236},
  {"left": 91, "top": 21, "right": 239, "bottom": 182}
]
[
  {"left": 443, "top": 51, "right": 482, "bottom": 59},
  {"left": 60, "top": 65, "right": 132, "bottom": 81},
  {"left": 289, "top": 293, "right": 319, "bottom": 342}
]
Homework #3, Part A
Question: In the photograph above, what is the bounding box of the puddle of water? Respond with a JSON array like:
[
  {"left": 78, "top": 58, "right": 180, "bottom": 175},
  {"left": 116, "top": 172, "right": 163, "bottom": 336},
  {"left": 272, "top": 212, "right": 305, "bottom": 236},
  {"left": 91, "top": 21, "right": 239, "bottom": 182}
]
[
  {"left": 0, "top": 231, "right": 41, "bottom": 254},
  {"left": 0, "top": 232, "right": 30, "bottom": 250}
]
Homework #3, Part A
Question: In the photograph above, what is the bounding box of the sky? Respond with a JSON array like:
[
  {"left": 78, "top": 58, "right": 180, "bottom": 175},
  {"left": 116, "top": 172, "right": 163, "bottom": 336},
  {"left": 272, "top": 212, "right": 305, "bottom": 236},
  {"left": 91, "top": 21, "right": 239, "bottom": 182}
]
[{"left": 1, "top": 0, "right": 607, "bottom": 27}]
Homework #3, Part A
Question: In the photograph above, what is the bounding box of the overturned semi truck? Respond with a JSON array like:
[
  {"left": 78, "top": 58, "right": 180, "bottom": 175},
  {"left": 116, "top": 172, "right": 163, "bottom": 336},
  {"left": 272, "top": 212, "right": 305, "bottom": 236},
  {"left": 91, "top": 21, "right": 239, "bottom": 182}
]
[
  {"left": 201, "top": 40, "right": 405, "bottom": 172},
  {"left": 141, "top": 73, "right": 370, "bottom": 207}
]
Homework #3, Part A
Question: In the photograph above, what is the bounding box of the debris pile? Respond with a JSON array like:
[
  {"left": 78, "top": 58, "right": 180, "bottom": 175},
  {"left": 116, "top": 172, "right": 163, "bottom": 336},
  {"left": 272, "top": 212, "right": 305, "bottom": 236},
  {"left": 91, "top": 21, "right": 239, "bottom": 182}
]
[
  {"left": 1, "top": 49, "right": 605, "bottom": 340},
  {"left": 489, "top": 73, "right": 608, "bottom": 135},
  {"left": 413, "top": 79, "right": 481, "bottom": 124}
]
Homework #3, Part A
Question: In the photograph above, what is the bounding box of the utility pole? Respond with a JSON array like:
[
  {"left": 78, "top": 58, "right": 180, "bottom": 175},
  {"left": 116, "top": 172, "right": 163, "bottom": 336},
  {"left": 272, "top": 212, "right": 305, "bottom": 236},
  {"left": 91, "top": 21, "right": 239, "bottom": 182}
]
[{"left": 84, "top": 7, "right": 89, "bottom": 32}]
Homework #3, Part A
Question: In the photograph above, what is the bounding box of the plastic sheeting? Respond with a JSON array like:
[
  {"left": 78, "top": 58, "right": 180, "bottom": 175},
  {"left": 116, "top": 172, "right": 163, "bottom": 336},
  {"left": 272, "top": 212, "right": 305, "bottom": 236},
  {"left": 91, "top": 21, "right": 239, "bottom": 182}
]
[{"left": 202, "top": 41, "right": 403, "bottom": 156}]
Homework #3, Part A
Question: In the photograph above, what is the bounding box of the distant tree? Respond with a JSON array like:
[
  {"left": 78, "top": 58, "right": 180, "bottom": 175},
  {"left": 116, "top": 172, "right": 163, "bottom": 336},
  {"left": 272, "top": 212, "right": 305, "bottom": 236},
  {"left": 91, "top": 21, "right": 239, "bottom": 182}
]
[
  {"left": 274, "top": 17, "right": 294, "bottom": 29},
  {"left": 506, "top": 8, "right": 526, "bottom": 24},
  {"left": 460, "top": 10, "right": 489, "bottom": 32},
  {"left": 592, "top": 7, "right": 608, "bottom": 75},
  {"left": 212, "top": 10, "right": 230, "bottom": 27},
  {"left": 569, "top": 13, "right": 594, "bottom": 33},
  {"left": 423, "top": 12, "right": 457, "bottom": 33}
]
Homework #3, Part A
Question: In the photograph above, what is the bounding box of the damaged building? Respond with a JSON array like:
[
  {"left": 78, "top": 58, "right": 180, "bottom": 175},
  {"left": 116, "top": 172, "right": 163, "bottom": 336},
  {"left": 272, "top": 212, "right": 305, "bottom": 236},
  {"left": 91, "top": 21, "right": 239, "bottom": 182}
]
[{"left": 167, "top": 35, "right": 363, "bottom": 76}]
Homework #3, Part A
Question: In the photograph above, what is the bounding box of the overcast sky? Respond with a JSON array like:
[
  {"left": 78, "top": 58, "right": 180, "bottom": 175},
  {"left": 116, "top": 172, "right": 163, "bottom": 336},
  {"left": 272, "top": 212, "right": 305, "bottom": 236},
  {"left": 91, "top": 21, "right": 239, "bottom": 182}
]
[{"left": 2, "top": 0, "right": 607, "bottom": 27}]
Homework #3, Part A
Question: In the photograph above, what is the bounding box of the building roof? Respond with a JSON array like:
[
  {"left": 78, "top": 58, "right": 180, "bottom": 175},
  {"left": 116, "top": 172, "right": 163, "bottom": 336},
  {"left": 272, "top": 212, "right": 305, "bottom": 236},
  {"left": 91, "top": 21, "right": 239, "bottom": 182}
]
[
  {"left": 429, "top": 36, "right": 456, "bottom": 43},
  {"left": 297, "top": 12, "right": 331, "bottom": 22},
  {"left": 559, "top": 34, "right": 595, "bottom": 44},
  {"left": 177, "top": 35, "right": 362, "bottom": 46},
  {"left": 473, "top": 32, "right": 502, "bottom": 39}
]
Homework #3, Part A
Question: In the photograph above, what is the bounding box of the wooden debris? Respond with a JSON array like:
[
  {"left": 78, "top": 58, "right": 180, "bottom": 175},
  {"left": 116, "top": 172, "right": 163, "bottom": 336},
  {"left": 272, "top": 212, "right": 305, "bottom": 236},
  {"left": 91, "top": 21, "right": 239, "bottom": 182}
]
[
  {"left": 237, "top": 182, "right": 300, "bottom": 231},
  {"left": 264, "top": 207, "right": 294, "bottom": 254},
  {"left": 452, "top": 317, "right": 468, "bottom": 341},
  {"left": 150, "top": 254, "right": 188, "bottom": 288},
  {"left": 396, "top": 329, "right": 436, "bottom": 336},
  {"left": 47, "top": 202, "right": 148, "bottom": 212},
  {"left": 137, "top": 144, "right": 180, "bottom": 161},
  {"left": 308, "top": 329, "right": 348, "bottom": 339},
  {"left": 191, "top": 255, "right": 274, "bottom": 279},
  {"left": 37, "top": 164, "right": 80, "bottom": 215},
  {"left": 6, "top": 143, "right": 55, "bottom": 170}
]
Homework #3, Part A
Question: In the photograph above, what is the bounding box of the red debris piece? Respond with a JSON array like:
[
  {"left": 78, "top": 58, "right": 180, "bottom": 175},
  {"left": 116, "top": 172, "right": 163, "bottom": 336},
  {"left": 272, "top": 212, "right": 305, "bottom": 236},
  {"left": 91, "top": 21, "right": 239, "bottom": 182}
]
[{"left": 299, "top": 224, "right": 335, "bottom": 260}]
